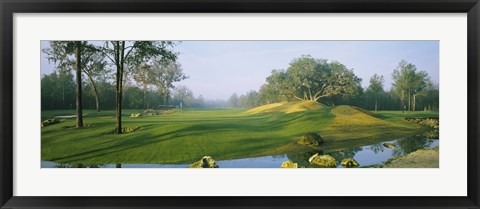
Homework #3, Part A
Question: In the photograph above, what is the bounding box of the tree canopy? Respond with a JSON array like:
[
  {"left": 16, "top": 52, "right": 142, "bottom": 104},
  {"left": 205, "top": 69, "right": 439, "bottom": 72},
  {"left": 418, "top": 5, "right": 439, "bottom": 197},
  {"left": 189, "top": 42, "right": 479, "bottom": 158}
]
[
  {"left": 392, "top": 59, "right": 431, "bottom": 112},
  {"left": 263, "top": 55, "right": 362, "bottom": 102},
  {"left": 365, "top": 73, "right": 385, "bottom": 111}
]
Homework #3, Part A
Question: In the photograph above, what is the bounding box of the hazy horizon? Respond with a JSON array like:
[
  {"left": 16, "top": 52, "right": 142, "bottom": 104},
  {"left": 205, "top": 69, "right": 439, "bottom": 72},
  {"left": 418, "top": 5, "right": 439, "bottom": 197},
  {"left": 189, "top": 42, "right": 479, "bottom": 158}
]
[{"left": 41, "top": 40, "right": 439, "bottom": 101}]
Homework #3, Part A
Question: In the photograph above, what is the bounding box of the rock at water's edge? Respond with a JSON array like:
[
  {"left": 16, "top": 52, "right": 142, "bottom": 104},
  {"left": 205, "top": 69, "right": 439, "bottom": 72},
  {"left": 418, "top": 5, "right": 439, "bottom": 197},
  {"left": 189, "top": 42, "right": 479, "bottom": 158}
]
[
  {"left": 341, "top": 158, "right": 359, "bottom": 168},
  {"left": 308, "top": 154, "right": 336, "bottom": 168},
  {"left": 188, "top": 156, "right": 219, "bottom": 168},
  {"left": 280, "top": 161, "right": 298, "bottom": 168},
  {"left": 297, "top": 132, "right": 324, "bottom": 146}
]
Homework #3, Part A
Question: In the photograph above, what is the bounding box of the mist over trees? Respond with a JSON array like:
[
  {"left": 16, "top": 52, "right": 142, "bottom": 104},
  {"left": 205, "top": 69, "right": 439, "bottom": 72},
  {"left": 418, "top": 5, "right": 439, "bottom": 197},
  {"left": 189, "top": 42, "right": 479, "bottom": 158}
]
[
  {"left": 41, "top": 71, "right": 214, "bottom": 109},
  {"left": 41, "top": 70, "right": 75, "bottom": 110}
]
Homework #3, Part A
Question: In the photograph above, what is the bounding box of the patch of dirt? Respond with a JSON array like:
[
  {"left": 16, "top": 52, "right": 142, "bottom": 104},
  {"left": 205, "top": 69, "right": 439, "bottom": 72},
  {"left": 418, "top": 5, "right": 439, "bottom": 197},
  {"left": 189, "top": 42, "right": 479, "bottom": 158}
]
[{"left": 383, "top": 147, "right": 439, "bottom": 168}]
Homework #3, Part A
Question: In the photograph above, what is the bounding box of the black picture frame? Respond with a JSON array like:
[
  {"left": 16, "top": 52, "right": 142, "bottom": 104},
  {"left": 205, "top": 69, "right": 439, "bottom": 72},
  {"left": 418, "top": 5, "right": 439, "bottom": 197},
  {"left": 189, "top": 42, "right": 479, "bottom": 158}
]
[{"left": 1, "top": 0, "right": 479, "bottom": 208}]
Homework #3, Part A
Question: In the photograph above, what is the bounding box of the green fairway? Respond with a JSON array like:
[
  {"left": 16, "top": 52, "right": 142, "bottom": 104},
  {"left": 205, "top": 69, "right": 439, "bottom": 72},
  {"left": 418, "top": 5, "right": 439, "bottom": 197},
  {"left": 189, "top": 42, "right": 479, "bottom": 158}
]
[{"left": 41, "top": 102, "right": 437, "bottom": 164}]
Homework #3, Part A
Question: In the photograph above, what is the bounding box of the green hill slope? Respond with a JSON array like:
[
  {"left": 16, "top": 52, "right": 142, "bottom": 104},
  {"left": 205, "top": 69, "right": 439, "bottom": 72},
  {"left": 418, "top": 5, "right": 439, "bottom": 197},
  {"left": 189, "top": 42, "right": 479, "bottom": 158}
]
[
  {"left": 318, "top": 105, "right": 420, "bottom": 150},
  {"left": 246, "top": 101, "right": 326, "bottom": 114}
]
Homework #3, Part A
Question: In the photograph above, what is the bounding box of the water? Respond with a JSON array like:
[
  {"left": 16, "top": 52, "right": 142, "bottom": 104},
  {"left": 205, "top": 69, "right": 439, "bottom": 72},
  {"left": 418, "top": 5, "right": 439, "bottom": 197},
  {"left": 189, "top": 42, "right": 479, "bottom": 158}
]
[
  {"left": 331, "top": 137, "right": 438, "bottom": 168},
  {"left": 41, "top": 135, "right": 438, "bottom": 168},
  {"left": 40, "top": 156, "right": 290, "bottom": 168}
]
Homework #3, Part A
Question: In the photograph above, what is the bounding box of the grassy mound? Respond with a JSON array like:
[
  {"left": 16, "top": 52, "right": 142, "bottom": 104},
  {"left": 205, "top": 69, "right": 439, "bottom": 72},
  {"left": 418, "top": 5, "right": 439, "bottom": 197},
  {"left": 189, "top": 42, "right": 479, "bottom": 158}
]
[
  {"left": 321, "top": 105, "right": 418, "bottom": 144},
  {"left": 330, "top": 105, "right": 374, "bottom": 116},
  {"left": 246, "top": 101, "right": 326, "bottom": 114},
  {"left": 328, "top": 105, "right": 395, "bottom": 128},
  {"left": 351, "top": 106, "right": 375, "bottom": 116}
]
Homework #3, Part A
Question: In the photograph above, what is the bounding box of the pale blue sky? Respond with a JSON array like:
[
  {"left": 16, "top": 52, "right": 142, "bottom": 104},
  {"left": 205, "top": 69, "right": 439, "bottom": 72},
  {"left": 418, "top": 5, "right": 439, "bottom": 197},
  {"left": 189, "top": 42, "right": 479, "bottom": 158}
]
[{"left": 41, "top": 41, "right": 439, "bottom": 100}]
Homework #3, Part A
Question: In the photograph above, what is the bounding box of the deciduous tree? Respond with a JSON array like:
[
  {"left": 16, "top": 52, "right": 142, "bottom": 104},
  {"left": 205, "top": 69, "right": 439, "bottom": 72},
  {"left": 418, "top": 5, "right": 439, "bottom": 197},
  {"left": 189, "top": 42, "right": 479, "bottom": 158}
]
[
  {"left": 392, "top": 60, "right": 431, "bottom": 112},
  {"left": 365, "top": 73, "right": 385, "bottom": 111},
  {"left": 264, "top": 55, "right": 362, "bottom": 102},
  {"left": 97, "top": 41, "right": 177, "bottom": 134},
  {"left": 43, "top": 41, "right": 90, "bottom": 127},
  {"left": 149, "top": 61, "right": 188, "bottom": 106}
]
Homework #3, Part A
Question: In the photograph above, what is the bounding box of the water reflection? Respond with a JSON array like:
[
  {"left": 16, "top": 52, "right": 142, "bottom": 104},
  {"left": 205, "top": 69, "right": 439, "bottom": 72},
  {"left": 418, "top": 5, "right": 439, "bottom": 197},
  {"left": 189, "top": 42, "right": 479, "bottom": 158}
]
[
  {"left": 53, "top": 163, "right": 108, "bottom": 168},
  {"left": 369, "top": 143, "right": 385, "bottom": 154},
  {"left": 392, "top": 135, "right": 434, "bottom": 157},
  {"left": 286, "top": 151, "right": 320, "bottom": 168},
  {"left": 328, "top": 147, "right": 363, "bottom": 165},
  {"left": 42, "top": 136, "right": 438, "bottom": 168},
  {"left": 335, "top": 137, "right": 438, "bottom": 167}
]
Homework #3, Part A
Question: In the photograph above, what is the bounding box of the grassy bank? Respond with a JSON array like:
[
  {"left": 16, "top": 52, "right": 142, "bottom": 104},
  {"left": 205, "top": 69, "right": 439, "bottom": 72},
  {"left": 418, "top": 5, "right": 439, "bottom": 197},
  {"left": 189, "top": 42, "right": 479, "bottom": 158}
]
[
  {"left": 383, "top": 147, "right": 439, "bottom": 168},
  {"left": 41, "top": 101, "right": 438, "bottom": 164}
]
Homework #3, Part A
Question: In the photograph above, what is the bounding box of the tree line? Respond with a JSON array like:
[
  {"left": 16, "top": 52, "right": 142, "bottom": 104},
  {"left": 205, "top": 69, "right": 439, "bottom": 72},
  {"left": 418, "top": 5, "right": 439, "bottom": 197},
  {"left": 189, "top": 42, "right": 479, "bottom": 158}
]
[
  {"left": 41, "top": 72, "right": 214, "bottom": 110},
  {"left": 228, "top": 55, "right": 439, "bottom": 112}
]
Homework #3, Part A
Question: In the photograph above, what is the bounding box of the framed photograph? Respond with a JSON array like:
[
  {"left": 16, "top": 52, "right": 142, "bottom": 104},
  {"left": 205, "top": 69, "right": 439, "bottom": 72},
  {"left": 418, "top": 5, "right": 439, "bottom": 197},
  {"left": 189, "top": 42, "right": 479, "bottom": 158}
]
[{"left": 1, "top": 0, "right": 479, "bottom": 208}]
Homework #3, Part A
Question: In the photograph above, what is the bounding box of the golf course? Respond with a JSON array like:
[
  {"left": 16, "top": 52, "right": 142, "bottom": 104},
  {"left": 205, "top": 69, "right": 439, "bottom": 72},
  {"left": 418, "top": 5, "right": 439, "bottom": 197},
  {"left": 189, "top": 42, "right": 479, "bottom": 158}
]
[
  {"left": 41, "top": 40, "right": 439, "bottom": 168},
  {"left": 41, "top": 101, "right": 438, "bottom": 166}
]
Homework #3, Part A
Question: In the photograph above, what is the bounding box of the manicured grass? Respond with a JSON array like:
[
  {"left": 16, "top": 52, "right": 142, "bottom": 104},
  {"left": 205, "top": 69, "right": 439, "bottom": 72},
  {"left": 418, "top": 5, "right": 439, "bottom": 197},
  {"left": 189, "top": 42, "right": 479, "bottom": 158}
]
[
  {"left": 246, "top": 100, "right": 326, "bottom": 114},
  {"left": 41, "top": 102, "right": 434, "bottom": 164},
  {"left": 373, "top": 110, "right": 439, "bottom": 128}
]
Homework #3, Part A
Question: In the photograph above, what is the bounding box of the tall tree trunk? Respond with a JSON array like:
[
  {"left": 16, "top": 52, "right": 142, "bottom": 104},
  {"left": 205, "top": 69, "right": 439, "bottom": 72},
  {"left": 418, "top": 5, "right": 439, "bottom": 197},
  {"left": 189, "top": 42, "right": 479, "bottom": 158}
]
[
  {"left": 164, "top": 91, "right": 169, "bottom": 105},
  {"left": 87, "top": 75, "right": 101, "bottom": 112},
  {"left": 115, "top": 41, "right": 124, "bottom": 134},
  {"left": 413, "top": 94, "right": 416, "bottom": 112},
  {"left": 95, "top": 91, "right": 100, "bottom": 112},
  {"left": 75, "top": 41, "right": 83, "bottom": 128},
  {"left": 143, "top": 83, "right": 147, "bottom": 110},
  {"left": 375, "top": 97, "right": 378, "bottom": 112},
  {"left": 307, "top": 88, "right": 313, "bottom": 101},
  {"left": 408, "top": 89, "right": 411, "bottom": 112},
  {"left": 62, "top": 85, "right": 65, "bottom": 108},
  {"left": 401, "top": 90, "right": 405, "bottom": 113},
  {"left": 115, "top": 66, "right": 122, "bottom": 133}
]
